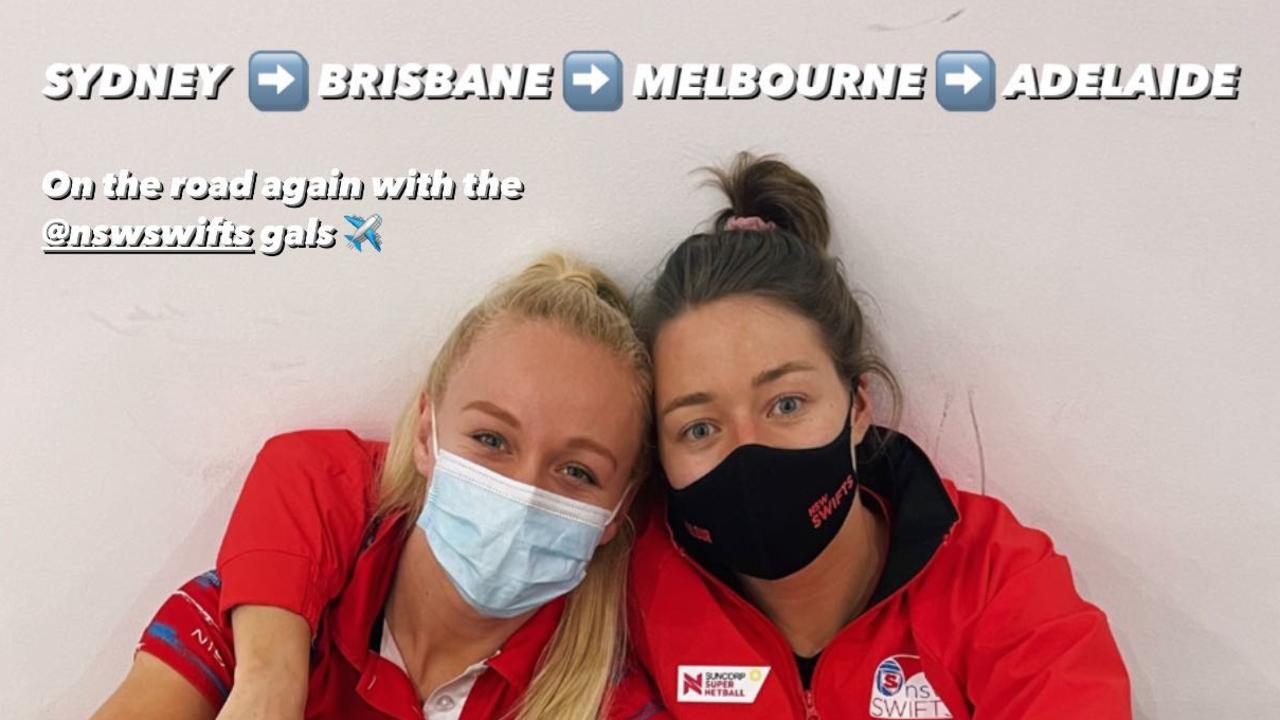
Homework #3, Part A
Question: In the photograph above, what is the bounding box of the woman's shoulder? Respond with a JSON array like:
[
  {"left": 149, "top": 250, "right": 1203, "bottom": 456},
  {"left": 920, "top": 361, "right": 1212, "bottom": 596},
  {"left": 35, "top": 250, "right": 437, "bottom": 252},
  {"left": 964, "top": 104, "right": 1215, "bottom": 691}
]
[
  {"left": 247, "top": 429, "right": 389, "bottom": 507},
  {"left": 923, "top": 482, "right": 1077, "bottom": 610},
  {"left": 918, "top": 483, "right": 1125, "bottom": 700},
  {"left": 255, "top": 429, "right": 387, "bottom": 475},
  {"left": 944, "top": 485, "right": 1059, "bottom": 560},
  {"left": 257, "top": 427, "right": 385, "bottom": 459}
]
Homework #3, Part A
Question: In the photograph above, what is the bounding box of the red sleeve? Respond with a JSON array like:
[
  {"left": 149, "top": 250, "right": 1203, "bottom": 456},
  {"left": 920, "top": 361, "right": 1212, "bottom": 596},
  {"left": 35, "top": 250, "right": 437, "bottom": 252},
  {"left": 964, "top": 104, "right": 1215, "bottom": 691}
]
[
  {"left": 136, "top": 571, "right": 235, "bottom": 710},
  {"left": 214, "top": 429, "right": 381, "bottom": 633},
  {"left": 605, "top": 654, "right": 673, "bottom": 720},
  {"left": 959, "top": 501, "right": 1132, "bottom": 719}
]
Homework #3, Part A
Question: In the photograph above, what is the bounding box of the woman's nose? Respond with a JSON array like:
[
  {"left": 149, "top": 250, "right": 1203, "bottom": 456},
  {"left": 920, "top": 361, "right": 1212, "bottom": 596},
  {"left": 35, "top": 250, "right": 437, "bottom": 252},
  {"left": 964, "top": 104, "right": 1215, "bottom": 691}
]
[
  {"left": 508, "top": 457, "right": 546, "bottom": 490},
  {"left": 727, "top": 416, "right": 760, "bottom": 448}
]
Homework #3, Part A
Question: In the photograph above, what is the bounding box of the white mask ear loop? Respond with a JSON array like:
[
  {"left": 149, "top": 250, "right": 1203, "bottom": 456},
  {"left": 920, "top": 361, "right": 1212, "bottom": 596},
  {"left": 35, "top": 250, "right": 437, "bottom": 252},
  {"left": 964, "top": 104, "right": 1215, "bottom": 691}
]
[
  {"left": 605, "top": 482, "right": 636, "bottom": 524},
  {"left": 430, "top": 403, "right": 441, "bottom": 457},
  {"left": 850, "top": 389, "right": 859, "bottom": 475}
]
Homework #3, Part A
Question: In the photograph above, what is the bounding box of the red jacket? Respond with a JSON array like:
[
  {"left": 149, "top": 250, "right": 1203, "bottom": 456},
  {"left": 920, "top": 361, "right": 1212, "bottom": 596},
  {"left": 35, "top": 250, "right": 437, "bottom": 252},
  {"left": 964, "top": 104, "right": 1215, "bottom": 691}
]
[
  {"left": 627, "top": 426, "right": 1132, "bottom": 719},
  {"left": 216, "top": 430, "right": 667, "bottom": 720}
]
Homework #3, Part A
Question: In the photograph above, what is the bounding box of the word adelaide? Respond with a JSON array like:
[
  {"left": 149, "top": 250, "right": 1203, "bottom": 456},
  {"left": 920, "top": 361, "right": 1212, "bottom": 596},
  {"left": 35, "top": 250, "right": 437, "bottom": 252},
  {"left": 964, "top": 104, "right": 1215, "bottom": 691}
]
[{"left": 1003, "top": 63, "right": 1240, "bottom": 100}]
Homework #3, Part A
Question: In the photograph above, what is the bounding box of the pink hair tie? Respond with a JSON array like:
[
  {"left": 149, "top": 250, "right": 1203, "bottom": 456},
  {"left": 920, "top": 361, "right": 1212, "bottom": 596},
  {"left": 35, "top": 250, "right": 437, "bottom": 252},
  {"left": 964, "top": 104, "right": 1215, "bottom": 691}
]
[{"left": 725, "top": 215, "right": 777, "bottom": 232}]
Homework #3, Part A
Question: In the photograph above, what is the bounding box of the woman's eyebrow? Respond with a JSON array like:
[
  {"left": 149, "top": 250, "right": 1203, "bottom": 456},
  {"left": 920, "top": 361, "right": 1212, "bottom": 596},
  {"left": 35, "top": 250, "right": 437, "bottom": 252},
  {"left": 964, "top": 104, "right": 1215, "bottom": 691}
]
[
  {"left": 660, "top": 391, "right": 714, "bottom": 418},
  {"left": 463, "top": 400, "right": 522, "bottom": 428},
  {"left": 660, "top": 363, "right": 815, "bottom": 418},
  {"left": 751, "top": 361, "right": 816, "bottom": 388},
  {"left": 565, "top": 437, "right": 618, "bottom": 471}
]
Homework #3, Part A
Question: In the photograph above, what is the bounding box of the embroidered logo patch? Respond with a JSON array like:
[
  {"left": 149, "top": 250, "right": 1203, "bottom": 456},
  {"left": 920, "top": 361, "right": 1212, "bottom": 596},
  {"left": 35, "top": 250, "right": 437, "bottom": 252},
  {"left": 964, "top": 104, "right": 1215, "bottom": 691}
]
[
  {"left": 869, "top": 655, "right": 953, "bottom": 718},
  {"left": 676, "top": 665, "right": 770, "bottom": 703}
]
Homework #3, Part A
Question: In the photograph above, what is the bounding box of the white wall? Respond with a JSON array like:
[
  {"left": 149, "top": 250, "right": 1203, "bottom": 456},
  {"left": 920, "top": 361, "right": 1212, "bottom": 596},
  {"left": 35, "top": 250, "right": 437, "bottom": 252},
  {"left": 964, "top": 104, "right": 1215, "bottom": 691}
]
[{"left": 2, "top": 2, "right": 1276, "bottom": 717}]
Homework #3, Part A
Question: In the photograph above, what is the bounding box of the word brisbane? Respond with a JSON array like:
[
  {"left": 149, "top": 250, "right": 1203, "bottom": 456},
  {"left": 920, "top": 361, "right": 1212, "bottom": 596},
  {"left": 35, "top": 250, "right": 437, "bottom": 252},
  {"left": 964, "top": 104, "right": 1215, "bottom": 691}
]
[{"left": 318, "top": 64, "right": 555, "bottom": 99}]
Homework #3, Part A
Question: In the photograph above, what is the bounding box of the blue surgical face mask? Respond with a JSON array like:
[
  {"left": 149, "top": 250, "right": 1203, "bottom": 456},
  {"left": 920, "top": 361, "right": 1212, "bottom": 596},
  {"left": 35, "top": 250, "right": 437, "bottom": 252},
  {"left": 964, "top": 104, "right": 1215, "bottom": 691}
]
[{"left": 417, "top": 406, "right": 626, "bottom": 618}]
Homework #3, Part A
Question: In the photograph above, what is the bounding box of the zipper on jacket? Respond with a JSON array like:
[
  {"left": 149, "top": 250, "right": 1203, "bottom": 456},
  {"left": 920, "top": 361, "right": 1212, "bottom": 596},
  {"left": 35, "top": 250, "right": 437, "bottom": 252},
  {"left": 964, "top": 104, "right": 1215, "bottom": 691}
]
[
  {"left": 804, "top": 527, "right": 955, "bottom": 705},
  {"left": 668, "top": 539, "right": 813, "bottom": 718},
  {"left": 804, "top": 688, "right": 820, "bottom": 719}
]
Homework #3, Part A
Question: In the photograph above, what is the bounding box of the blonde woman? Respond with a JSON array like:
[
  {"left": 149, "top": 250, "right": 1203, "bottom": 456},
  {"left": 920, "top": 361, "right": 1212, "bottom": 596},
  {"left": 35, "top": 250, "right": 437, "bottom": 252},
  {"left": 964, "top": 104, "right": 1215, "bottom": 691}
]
[{"left": 92, "top": 254, "right": 668, "bottom": 720}]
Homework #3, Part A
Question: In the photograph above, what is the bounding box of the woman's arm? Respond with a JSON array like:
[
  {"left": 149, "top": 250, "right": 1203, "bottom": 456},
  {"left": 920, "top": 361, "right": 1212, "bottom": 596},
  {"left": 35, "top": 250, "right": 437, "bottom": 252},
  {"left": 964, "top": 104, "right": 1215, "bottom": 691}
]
[
  {"left": 91, "top": 653, "right": 216, "bottom": 720},
  {"left": 215, "top": 430, "right": 379, "bottom": 633},
  {"left": 958, "top": 502, "right": 1131, "bottom": 719},
  {"left": 98, "top": 430, "right": 376, "bottom": 719},
  {"left": 91, "top": 620, "right": 309, "bottom": 720},
  {"left": 216, "top": 606, "right": 311, "bottom": 719},
  {"left": 93, "top": 580, "right": 315, "bottom": 720},
  {"left": 210, "top": 430, "right": 380, "bottom": 712}
]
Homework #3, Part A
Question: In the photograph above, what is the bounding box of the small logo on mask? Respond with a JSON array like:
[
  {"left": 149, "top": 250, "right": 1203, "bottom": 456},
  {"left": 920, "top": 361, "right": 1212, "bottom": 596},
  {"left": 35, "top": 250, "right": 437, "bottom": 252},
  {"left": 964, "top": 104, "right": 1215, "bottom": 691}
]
[
  {"left": 684, "top": 521, "right": 713, "bottom": 543},
  {"left": 808, "top": 475, "right": 855, "bottom": 529}
]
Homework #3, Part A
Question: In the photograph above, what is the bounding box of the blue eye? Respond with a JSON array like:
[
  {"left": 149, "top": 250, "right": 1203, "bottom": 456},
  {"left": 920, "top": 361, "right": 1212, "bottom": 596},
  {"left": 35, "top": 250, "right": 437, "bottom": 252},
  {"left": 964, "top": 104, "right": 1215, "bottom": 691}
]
[
  {"left": 563, "top": 464, "right": 599, "bottom": 486},
  {"left": 772, "top": 396, "right": 804, "bottom": 416},
  {"left": 472, "top": 432, "right": 506, "bottom": 450},
  {"left": 681, "top": 422, "right": 714, "bottom": 442}
]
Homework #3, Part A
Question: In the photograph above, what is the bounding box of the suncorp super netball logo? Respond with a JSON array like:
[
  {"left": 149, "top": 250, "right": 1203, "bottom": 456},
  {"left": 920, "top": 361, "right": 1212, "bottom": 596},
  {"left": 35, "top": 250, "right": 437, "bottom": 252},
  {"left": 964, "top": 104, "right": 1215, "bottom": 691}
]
[
  {"left": 676, "top": 665, "right": 770, "bottom": 704},
  {"left": 870, "top": 655, "right": 953, "bottom": 719}
]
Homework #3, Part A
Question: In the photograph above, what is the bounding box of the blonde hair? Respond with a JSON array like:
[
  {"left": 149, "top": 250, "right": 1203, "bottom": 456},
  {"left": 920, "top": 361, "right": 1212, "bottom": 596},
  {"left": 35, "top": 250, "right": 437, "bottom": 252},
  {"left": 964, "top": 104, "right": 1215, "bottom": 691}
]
[{"left": 375, "top": 252, "right": 652, "bottom": 720}]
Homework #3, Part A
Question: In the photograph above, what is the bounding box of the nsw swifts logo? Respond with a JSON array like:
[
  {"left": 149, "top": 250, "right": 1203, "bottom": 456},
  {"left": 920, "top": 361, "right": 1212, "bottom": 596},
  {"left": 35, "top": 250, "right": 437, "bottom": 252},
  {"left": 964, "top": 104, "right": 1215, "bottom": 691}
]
[
  {"left": 809, "top": 474, "right": 855, "bottom": 528},
  {"left": 676, "top": 665, "right": 770, "bottom": 703},
  {"left": 869, "top": 655, "right": 953, "bottom": 718}
]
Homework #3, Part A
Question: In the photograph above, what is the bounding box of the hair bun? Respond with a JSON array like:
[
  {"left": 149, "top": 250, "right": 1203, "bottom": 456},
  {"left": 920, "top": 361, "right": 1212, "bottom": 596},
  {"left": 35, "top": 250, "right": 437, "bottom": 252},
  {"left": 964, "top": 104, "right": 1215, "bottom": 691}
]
[
  {"left": 520, "top": 252, "right": 632, "bottom": 314},
  {"left": 704, "top": 151, "right": 831, "bottom": 252},
  {"left": 556, "top": 268, "right": 599, "bottom": 292}
]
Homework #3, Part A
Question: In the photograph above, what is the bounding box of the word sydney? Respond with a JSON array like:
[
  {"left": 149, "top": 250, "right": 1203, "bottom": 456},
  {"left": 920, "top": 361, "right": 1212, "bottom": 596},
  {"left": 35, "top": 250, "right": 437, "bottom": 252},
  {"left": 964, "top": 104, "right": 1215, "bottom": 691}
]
[{"left": 43, "top": 64, "right": 234, "bottom": 100}]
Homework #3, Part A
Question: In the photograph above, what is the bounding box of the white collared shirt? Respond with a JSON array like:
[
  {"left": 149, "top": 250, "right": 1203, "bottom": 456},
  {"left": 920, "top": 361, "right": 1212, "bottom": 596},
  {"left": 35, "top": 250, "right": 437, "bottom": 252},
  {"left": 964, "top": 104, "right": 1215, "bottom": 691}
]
[{"left": 380, "top": 619, "right": 491, "bottom": 720}]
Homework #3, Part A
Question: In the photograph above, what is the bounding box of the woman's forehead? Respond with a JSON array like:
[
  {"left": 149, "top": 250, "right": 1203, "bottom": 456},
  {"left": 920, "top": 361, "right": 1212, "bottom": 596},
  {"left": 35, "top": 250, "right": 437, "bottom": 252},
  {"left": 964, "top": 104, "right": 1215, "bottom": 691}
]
[
  {"left": 447, "top": 317, "right": 643, "bottom": 426},
  {"left": 653, "top": 296, "right": 833, "bottom": 394}
]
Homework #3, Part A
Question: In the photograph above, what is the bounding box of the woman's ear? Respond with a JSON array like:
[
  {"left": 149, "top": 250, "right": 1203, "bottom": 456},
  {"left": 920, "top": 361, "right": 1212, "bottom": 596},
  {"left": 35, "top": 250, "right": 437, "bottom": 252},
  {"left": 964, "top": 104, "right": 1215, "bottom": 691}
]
[
  {"left": 413, "top": 390, "right": 435, "bottom": 478},
  {"left": 598, "top": 515, "right": 631, "bottom": 547},
  {"left": 851, "top": 375, "right": 873, "bottom": 446}
]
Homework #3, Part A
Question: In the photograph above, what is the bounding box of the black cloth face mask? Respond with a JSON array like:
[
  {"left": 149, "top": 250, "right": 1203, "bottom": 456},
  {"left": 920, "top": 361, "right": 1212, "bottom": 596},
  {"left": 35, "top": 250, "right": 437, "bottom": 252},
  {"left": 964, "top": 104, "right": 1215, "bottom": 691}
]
[{"left": 668, "top": 398, "right": 859, "bottom": 580}]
